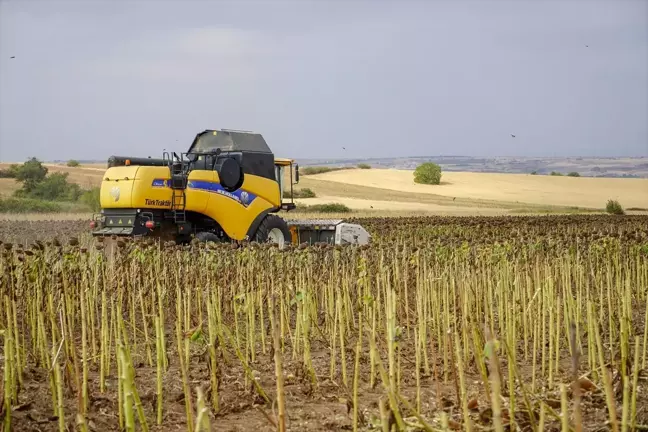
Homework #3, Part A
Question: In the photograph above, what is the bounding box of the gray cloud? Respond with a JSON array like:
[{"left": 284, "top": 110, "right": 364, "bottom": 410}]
[{"left": 1, "top": 0, "right": 646, "bottom": 162}]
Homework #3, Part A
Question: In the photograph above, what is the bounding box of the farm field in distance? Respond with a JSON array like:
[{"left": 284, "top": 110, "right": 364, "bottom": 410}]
[
  {"left": 295, "top": 156, "right": 648, "bottom": 179},
  {"left": 1, "top": 214, "right": 647, "bottom": 431},
  {"left": 300, "top": 169, "right": 648, "bottom": 211},
  {"left": 3, "top": 162, "right": 647, "bottom": 215}
]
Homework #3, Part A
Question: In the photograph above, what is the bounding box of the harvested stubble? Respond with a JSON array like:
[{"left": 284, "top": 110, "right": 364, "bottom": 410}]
[
  {"left": 0, "top": 219, "right": 89, "bottom": 245},
  {"left": 0, "top": 214, "right": 647, "bottom": 431}
]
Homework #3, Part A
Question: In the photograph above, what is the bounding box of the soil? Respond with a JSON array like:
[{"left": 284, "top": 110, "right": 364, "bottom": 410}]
[{"left": 9, "top": 336, "right": 647, "bottom": 431}]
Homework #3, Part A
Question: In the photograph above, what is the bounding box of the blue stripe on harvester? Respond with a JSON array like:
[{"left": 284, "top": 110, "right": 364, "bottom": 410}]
[
  {"left": 188, "top": 180, "right": 257, "bottom": 207},
  {"left": 150, "top": 178, "right": 257, "bottom": 207}
]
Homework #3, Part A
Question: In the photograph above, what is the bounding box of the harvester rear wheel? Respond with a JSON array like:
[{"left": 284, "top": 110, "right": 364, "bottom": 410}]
[{"left": 255, "top": 215, "right": 291, "bottom": 248}]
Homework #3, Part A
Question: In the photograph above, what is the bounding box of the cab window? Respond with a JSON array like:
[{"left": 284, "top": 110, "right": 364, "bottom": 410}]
[{"left": 275, "top": 165, "right": 284, "bottom": 200}]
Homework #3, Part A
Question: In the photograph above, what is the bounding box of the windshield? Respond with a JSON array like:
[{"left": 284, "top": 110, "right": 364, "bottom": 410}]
[{"left": 192, "top": 133, "right": 223, "bottom": 153}]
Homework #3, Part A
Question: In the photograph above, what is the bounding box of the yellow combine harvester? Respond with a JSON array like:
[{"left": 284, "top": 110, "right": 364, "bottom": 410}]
[{"left": 90, "top": 129, "right": 370, "bottom": 247}]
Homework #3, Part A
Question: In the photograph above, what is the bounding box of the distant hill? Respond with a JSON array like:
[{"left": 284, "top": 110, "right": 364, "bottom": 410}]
[{"left": 294, "top": 156, "right": 648, "bottom": 178}]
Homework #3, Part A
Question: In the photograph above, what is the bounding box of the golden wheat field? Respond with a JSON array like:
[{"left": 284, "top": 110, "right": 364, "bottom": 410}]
[
  {"left": 305, "top": 169, "right": 648, "bottom": 210},
  {"left": 0, "top": 214, "right": 647, "bottom": 432},
  {"left": 0, "top": 163, "right": 104, "bottom": 198}
]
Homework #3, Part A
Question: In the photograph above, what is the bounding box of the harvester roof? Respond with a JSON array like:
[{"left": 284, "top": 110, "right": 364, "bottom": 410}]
[
  {"left": 274, "top": 157, "right": 294, "bottom": 166},
  {"left": 188, "top": 129, "right": 272, "bottom": 154}
]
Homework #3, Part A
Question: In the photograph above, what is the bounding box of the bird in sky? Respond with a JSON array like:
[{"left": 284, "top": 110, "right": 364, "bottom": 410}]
[
  {"left": 510, "top": 134, "right": 516, "bottom": 138},
  {"left": 10, "top": 56, "right": 15, "bottom": 59},
  {"left": 585, "top": 45, "right": 589, "bottom": 48}
]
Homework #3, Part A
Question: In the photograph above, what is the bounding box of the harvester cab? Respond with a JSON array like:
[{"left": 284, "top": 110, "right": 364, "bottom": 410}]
[{"left": 91, "top": 129, "right": 370, "bottom": 247}]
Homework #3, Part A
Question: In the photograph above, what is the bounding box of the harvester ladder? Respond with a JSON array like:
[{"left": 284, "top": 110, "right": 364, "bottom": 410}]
[
  {"left": 171, "top": 189, "right": 186, "bottom": 223},
  {"left": 164, "top": 151, "right": 189, "bottom": 224}
]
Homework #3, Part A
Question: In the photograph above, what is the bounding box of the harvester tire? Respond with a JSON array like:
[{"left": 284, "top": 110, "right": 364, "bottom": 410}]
[
  {"left": 195, "top": 231, "right": 221, "bottom": 243},
  {"left": 255, "top": 215, "right": 291, "bottom": 248}
]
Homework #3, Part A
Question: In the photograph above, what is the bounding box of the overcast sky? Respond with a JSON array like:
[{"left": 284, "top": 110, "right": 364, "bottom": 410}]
[{"left": 0, "top": 0, "right": 646, "bottom": 162}]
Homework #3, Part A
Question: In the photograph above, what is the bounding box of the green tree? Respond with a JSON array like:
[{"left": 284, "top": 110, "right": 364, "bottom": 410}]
[
  {"left": 14, "top": 158, "right": 48, "bottom": 192},
  {"left": 284, "top": 187, "right": 317, "bottom": 198},
  {"left": 606, "top": 199, "right": 624, "bottom": 215},
  {"left": 26, "top": 172, "right": 81, "bottom": 201},
  {"left": 80, "top": 187, "right": 101, "bottom": 211},
  {"left": 357, "top": 163, "right": 371, "bottom": 169},
  {"left": 414, "top": 162, "right": 442, "bottom": 185},
  {"left": 67, "top": 159, "right": 80, "bottom": 167},
  {"left": 567, "top": 172, "right": 580, "bottom": 177}
]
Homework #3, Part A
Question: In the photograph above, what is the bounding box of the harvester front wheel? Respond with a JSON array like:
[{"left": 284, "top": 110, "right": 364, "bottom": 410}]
[{"left": 255, "top": 214, "right": 291, "bottom": 248}]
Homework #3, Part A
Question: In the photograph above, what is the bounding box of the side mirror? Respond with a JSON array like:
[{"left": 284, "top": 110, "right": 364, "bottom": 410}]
[{"left": 295, "top": 164, "right": 300, "bottom": 184}]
